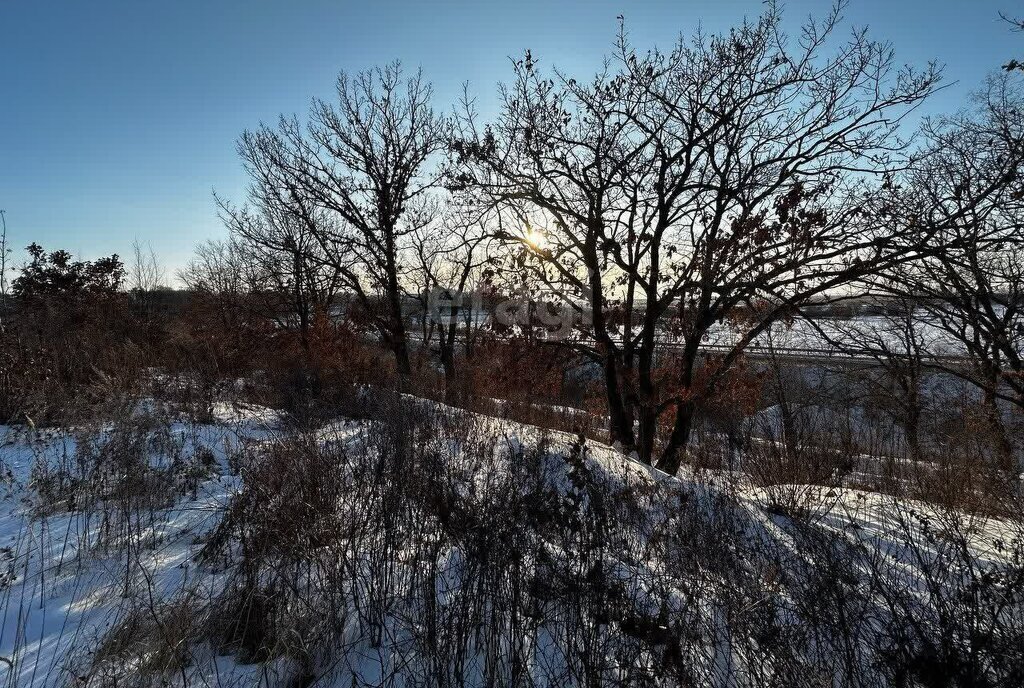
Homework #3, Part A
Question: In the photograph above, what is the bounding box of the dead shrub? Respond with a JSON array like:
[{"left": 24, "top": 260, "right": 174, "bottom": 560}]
[{"left": 73, "top": 599, "right": 203, "bottom": 687}]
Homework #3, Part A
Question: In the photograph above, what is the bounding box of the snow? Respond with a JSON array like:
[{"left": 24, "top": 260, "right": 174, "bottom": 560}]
[
  {"left": 0, "top": 397, "right": 1018, "bottom": 686},
  {"left": 0, "top": 410, "right": 272, "bottom": 686}
]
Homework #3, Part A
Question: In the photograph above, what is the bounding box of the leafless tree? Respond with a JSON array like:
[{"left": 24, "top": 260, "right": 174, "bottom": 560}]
[
  {"left": 180, "top": 239, "right": 245, "bottom": 297},
  {"left": 237, "top": 63, "right": 449, "bottom": 383},
  {"left": 129, "top": 239, "right": 165, "bottom": 294},
  {"left": 410, "top": 203, "right": 489, "bottom": 400},
  {"left": 178, "top": 237, "right": 257, "bottom": 343},
  {"left": 127, "top": 239, "right": 167, "bottom": 328},
  {"left": 216, "top": 196, "right": 344, "bottom": 355},
  {"left": 454, "top": 3, "right": 942, "bottom": 472},
  {"left": 818, "top": 295, "right": 932, "bottom": 462},
  {"left": 889, "top": 77, "right": 1024, "bottom": 467}
]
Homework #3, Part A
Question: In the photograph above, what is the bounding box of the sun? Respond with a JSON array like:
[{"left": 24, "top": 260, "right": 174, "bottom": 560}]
[{"left": 523, "top": 228, "right": 548, "bottom": 251}]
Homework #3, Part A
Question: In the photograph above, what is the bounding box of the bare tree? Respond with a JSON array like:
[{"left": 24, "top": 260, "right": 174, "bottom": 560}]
[
  {"left": 455, "top": 4, "right": 941, "bottom": 471},
  {"left": 238, "top": 63, "right": 448, "bottom": 383},
  {"left": 819, "top": 295, "right": 931, "bottom": 462},
  {"left": 452, "top": 39, "right": 673, "bottom": 460},
  {"left": 890, "top": 77, "right": 1024, "bottom": 467},
  {"left": 410, "top": 203, "right": 489, "bottom": 401},
  {"left": 179, "top": 238, "right": 256, "bottom": 344},
  {"left": 129, "top": 239, "right": 165, "bottom": 294},
  {"left": 216, "top": 196, "right": 343, "bottom": 356},
  {"left": 127, "top": 239, "right": 167, "bottom": 329}
]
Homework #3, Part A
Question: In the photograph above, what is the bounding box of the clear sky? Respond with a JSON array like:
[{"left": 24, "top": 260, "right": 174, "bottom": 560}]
[{"left": 1, "top": 0, "right": 1019, "bottom": 281}]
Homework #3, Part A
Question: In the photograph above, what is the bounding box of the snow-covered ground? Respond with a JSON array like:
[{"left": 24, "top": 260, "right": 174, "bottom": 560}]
[
  {"left": 0, "top": 403, "right": 281, "bottom": 687},
  {"left": 0, "top": 397, "right": 1019, "bottom": 686}
]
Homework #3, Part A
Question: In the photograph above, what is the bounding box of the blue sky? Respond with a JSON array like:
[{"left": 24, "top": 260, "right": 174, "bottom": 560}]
[{"left": 1, "top": 0, "right": 1019, "bottom": 280}]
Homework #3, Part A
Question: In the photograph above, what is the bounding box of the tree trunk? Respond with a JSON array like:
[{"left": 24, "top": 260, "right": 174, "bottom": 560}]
[
  {"left": 586, "top": 227, "right": 635, "bottom": 452},
  {"left": 441, "top": 321, "right": 458, "bottom": 405},
  {"left": 384, "top": 234, "right": 412, "bottom": 384},
  {"left": 903, "top": 375, "right": 922, "bottom": 463},
  {"left": 292, "top": 248, "right": 312, "bottom": 358},
  {"left": 635, "top": 341, "right": 658, "bottom": 465},
  {"left": 636, "top": 408, "right": 658, "bottom": 466},
  {"left": 657, "top": 399, "right": 696, "bottom": 475},
  {"left": 603, "top": 351, "right": 636, "bottom": 451},
  {"left": 983, "top": 387, "right": 1014, "bottom": 471},
  {"left": 656, "top": 338, "right": 701, "bottom": 474},
  {"left": 390, "top": 324, "right": 412, "bottom": 381}
]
